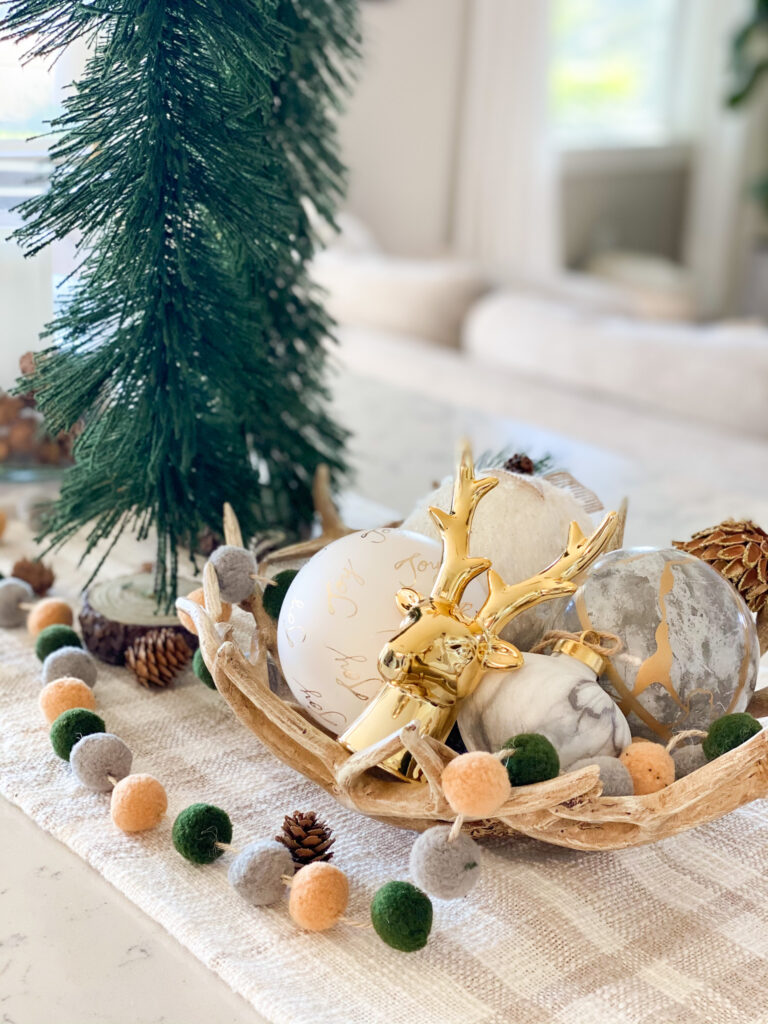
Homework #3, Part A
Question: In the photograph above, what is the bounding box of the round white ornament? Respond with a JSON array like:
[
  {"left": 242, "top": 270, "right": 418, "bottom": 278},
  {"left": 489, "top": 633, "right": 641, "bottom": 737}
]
[
  {"left": 403, "top": 469, "right": 594, "bottom": 650},
  {"left": 277, "top": 528, "right": 442, "bottom": 735}
]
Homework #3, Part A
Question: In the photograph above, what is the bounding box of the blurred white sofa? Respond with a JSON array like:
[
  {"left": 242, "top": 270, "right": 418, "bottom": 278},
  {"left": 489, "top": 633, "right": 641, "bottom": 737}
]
[
  {"left": 464, "top": 290, "right": 768, "bottom": 436},
  {"left": 316, "top": 214, "right": 768, "bottom": 437},
  {"left": 311, "top": 214, "right": 487, "bottom": 349}
]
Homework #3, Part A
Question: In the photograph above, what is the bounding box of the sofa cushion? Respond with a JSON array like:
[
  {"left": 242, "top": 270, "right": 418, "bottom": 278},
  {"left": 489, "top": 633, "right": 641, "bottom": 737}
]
[{"left": 464, "top": 290, "right": 768, "bottom": 436}]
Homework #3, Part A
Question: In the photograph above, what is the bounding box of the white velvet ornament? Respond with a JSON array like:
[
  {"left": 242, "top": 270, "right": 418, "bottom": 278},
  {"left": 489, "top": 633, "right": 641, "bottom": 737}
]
[
  {"left": 402, "top": 469, "right": 594, "bottom": 650},
  {"left": 277, "top": 528, "right": 442, "bottom": 735}
]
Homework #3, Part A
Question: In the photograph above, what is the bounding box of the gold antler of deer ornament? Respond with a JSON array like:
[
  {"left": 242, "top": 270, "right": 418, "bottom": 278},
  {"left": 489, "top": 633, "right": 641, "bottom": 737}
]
[{"left": 339, "top": 444, "right": 619, "bottom": 779}]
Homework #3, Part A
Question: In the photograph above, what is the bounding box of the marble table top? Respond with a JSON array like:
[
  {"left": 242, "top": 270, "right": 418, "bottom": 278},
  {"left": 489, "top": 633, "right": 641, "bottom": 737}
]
[{"left": 2, "top": 351, "right": 767, "bottom": 1024}]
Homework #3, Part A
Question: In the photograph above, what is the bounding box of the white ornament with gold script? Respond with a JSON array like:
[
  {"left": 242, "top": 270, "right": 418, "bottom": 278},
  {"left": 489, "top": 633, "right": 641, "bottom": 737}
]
[
  {"left": 277, "top": 528, "right": 442, "bottom": 735},
  {"left": 403, "top": 469, "right": 594, "bottom": 650}
]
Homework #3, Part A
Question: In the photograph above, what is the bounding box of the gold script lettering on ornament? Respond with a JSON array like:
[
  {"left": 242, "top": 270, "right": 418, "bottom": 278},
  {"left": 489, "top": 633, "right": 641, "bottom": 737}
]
[
  {"left": 326, "top": 559, "right": 365, "bottom": 617},
  {"left": 394, "top": 552, "right": 441, "bottom": 584},
  {"left": 326, "top": 645, "right": 381, "bottom": 703},
  {"left": 282, "top": 599, "right": 306, "bottom": 648}
]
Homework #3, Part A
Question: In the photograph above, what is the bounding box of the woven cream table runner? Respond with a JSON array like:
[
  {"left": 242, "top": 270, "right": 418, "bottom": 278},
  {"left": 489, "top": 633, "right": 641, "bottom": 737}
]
[{"left": 1, "top": 514, "right": 768, "bottom": 1024}]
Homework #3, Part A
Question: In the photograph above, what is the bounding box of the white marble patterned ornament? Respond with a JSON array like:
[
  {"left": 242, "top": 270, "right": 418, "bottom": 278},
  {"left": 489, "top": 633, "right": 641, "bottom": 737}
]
[
  {"left": 277, "top": 528, "right": 442, "bottom": 735},
  {"left": 458, "top": 649, "right": 631, "bottom": 769}
]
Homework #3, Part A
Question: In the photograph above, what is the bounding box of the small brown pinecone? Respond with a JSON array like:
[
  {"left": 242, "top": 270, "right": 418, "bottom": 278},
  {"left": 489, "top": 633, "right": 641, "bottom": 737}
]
[
  {"left": 125, "top": 627, "right": 192, "bottom": 688},
  {"left": 673, "top": 519, "right": 768, "bottom": 615},
  {"left": 504, "top": 453, "right": 535, "bottom": 475},
  {"left": 11, "top": 556, "right": 55, "bottom": 596},
  {"left": 275, "top": 811, "right": 335, "bottom": 867}
]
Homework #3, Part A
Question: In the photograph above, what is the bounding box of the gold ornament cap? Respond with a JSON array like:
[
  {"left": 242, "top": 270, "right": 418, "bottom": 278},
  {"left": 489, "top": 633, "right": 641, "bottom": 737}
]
[{"left": 552, "top": 637, "right": 607, "bottom": 676}]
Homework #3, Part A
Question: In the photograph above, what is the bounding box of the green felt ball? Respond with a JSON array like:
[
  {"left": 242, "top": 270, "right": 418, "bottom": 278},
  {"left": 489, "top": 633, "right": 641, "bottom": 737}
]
[
  {"left": 370, "top": 880, "right": 433, "bottom": 952},
  {"left": 35, "top": 624, "right": 82, "bottom": 662},
  {"left": 192, "top": 648, "right": 215, "bottom": 689},
  {"left": 50, "top": 708, "right": 106, "bottom": 761},
  {"left": 172, "top": 803, "right": 233, "bottom": 864},
  {"left": 262, "top": 570, "right": 298, "bottom": 621},
  {"left": 703, "top": 713, "right": 762, "bottom": 760},
  {"left": 502, "top": 733, "right": 560, "bottom": 786}
]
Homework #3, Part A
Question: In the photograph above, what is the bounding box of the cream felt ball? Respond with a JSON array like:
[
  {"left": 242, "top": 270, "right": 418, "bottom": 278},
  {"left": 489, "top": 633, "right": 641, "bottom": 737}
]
[
  {"left": 409, "top": 826, "right": 481, "bottom": 900},
  {"left": 288, "top": 861, "right": 349, "bottom": 931},
  {"left": 208, "top": 545, "right": 257, "bottom": 604},
  {"left": 111, "top": 774, "right": 167, "bottom": 832},
  {"left": 39, "top": 678, "right": 96, "bottom": 724},
  {"left": 441, "top": 751, "right": 511, "bottom": 817},
  {"left": 70, "top": 733, "right": 133, "bottom": 791},
  {"left": 619, "top": 741, "right": 675, "bottom": 795},
  {"left": 42, "top": 645, "right": 98, "bottom": 688},
  {"left": 0, "top": 577, "right": 34, "bottom": 627},
  {"left": 277, "top": 528, "right": 442, "bottom": 735},
  {"left": 229, "top": 840, "right": 294, "bottom": 906},
  {"left": 569, "top": 755, "right": 634, "bottom": 796},
  {"left": 402, "top": 469, "right": 594, "bottom": 650}
]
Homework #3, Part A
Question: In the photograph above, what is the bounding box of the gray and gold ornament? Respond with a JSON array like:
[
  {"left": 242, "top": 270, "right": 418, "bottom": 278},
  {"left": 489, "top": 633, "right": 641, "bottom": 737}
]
[{"left": 559, "top": 548, "right": 760, "bottom": 741}]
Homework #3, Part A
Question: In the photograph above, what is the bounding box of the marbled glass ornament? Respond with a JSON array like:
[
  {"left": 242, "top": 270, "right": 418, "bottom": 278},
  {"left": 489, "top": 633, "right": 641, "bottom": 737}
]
[
  {"left": 559, "top": 548, "right": 760, "bottom": 741},
  {"left": 277, "top": 529, "right": 442, "bottom": 735},
  {"left": 458, "top": 651, "right": 631, "bottom": 769}
]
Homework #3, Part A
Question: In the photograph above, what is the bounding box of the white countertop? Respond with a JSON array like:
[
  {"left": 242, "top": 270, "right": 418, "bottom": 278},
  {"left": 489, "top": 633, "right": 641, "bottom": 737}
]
[{"left": 2, "top": 354, "right": 767, "bottom": 1024}]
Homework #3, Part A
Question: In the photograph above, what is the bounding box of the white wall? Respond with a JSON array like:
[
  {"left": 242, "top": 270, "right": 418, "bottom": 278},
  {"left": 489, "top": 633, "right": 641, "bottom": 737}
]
[{"left": 340, "top": 0, "right": 467, "bottom": 256}]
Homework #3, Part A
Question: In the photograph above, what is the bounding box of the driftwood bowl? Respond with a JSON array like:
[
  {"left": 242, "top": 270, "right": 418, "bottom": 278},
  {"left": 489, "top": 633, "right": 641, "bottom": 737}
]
[{"left": 177, "top": 502, "right": 768, "bottom": 853}]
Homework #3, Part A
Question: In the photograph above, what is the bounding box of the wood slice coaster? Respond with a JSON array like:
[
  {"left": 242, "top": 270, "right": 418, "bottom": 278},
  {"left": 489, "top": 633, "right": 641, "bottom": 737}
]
[{"left": 80, "top": 573, "right": 199, "bottom": 665}]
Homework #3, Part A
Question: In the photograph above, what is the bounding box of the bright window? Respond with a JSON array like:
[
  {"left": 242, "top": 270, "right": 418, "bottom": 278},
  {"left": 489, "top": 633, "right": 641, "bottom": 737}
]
[
  {"left": 0, "top": 39, "right": 62, "bottom": 147},
  {"left": 551, "top": 0, "right": 684, "bottom": 146}
]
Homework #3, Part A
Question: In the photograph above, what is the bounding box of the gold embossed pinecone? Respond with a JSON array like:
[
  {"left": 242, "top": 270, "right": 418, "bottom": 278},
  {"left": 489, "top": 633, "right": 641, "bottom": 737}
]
[
  {"left": 125, "top": 627, "right": 193, "bottom": 688},
  {"left": 674, "top": 520, "right": 768, "bottom": 615},
  {"left": 275, "top": 811, "right": 335, "bottom": 867}
]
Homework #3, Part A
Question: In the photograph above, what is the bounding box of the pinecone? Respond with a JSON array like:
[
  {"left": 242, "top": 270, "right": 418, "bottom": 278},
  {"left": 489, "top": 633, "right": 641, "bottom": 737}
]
[
  {"left": 11, "top": 556, "right": 55, "bottom": 596},
  {"left": 275, "top": 811, "right": 335, "bottom": 867},
  {"left": 503, "top": 453, "right": 535, "bottom": 475},
  {"left": 125, "top": 627, "right": 192, "bottom": 688},
  {"left": 673, "top": 520, "right": 768, "bottom": 614}
]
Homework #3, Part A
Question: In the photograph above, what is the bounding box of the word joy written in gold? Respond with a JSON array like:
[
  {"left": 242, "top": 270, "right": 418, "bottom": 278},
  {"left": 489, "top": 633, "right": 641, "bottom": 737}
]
[
  {"left": 326, "top": 559, "right": 365, "bottom": 617},
  {"left": 326, "top": 646, "right": 381, "bottom": 703},
  {"left": 393, "top": 551, "right": 441, "bottom": 584}
]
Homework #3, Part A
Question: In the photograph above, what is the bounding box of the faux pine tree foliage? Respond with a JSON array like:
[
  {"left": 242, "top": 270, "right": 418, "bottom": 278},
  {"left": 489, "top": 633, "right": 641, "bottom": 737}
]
[{"left": 3, "top": 0, "right": 359, "bottom": 606}]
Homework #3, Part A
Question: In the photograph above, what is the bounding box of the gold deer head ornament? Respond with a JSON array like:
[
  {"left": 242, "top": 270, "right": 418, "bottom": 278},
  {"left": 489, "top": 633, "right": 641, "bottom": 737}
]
[{"left": 339, "top": 444, "right": 618, "bottom": 778}]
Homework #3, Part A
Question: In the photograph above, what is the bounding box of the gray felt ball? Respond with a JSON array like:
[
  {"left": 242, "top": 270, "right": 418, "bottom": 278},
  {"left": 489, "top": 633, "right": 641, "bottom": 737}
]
[
  {"left": 570, "top": 756, "right": 634, "bottom": 796},
  {"left": 0, "top": 577, "right": 34, "bottom": 627},
  {"left": 70, "top": 733, "right": 133, "bottom": 791},
  {"left": 228, "top": 839, "right": 294, "bottom": 907},
  {"left": 42, "top": 646, "right": 98, "bottom": 688},
  {"left": 672, "top": 743, "right": 708, "bottom": 779},
  {"left": 208, "top": 545, "right": 257, "bottom": 604},
  {"left": 409, "top": 825, "right": 481, "bottom": 900}
]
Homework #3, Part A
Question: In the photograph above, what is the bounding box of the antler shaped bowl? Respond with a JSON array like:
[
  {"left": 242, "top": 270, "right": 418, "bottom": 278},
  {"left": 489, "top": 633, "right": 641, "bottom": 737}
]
[{"left": 177, "top": 501, "right": 768, "bottom": 853}]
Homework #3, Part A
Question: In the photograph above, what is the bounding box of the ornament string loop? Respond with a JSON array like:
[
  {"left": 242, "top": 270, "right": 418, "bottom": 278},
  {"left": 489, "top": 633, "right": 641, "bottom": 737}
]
[
  {"left": 531, "top": 629, "right": 623, "bottom": 659},
  {"left": 665, "top": 729, "right": 708, "bottom": 753}
]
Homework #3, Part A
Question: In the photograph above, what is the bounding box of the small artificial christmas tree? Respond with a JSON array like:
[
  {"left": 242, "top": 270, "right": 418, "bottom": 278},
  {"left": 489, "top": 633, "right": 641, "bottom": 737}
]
[{"left": 3, "top": 0, "right": 358, "bottom": 606}]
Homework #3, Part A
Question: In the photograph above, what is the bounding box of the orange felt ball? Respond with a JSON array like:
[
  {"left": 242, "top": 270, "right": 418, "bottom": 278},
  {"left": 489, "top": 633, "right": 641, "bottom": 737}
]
[
  {"left": 27, "top": 597, "right": 73, "bottom": 637},
  {"left": 620, "top": 742, "right": 675, "bottom": 795},
  {"left": 111, "top": 774, "right": 168, "bottom": 832},
  {"left": 441, "top": 751, "right": 512, "bottom": 818},
  {"left": 39, "top": 677, "right": 96, "bottom": 724},
  {"left": 288, "top": 862, "right": 349, "bottom": 932},
  {"left": 177, "top": 587, "right": 232, "bottom": 635}
]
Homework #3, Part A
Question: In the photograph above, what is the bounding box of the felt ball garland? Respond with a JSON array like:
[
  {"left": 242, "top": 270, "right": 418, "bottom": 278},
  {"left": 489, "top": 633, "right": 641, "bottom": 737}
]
[
  {"left": 50, "top": 708, "right": 106, "bottom": 760},
  {"left": 36, "top": 623, "right": 81, "bottom": 662},
  {"left": 173, "top": 803, "right": 233, "bottom": 864}
]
